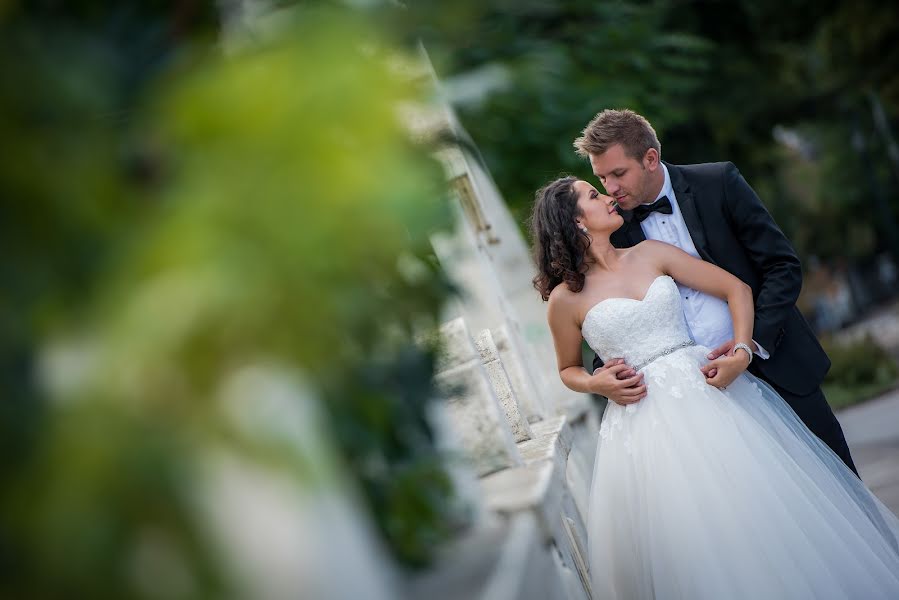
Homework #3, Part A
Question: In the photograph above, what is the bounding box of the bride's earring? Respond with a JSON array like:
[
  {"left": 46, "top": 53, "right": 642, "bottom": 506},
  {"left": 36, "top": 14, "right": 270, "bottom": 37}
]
[{"left": 578, "top": 224, "right": 589, "bottom": 233}]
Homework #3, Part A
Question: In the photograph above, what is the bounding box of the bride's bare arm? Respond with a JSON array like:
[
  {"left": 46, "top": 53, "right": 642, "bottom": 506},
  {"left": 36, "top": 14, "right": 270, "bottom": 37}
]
[
  {"left": 641, "top": 241, "right": 754, "bottom": 387},
  {"left": 547, "top": 288, "right": 646, "bottom": 404}
]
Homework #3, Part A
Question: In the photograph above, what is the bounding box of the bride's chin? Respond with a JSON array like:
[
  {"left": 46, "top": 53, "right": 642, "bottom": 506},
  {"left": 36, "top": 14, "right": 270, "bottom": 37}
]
[{"left": 601, "top": 218, "right": 624, "bottom": 233}]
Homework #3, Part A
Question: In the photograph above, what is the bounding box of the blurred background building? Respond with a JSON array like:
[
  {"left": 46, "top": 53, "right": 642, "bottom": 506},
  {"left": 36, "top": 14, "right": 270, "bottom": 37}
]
[{"left": 2, "top": 1, "right": 898, "bottom": 598}]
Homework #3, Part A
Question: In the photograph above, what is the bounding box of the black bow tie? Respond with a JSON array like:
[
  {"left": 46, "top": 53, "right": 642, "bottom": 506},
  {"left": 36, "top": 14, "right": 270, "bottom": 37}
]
[{"left": 631, "top": 195, "right": 673, "bottom": 222}]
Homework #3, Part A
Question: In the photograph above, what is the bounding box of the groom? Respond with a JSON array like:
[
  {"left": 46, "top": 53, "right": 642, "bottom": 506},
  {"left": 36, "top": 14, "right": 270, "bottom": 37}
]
[{"left": 575, "top": 109, "right": 858, "bottom": 475}]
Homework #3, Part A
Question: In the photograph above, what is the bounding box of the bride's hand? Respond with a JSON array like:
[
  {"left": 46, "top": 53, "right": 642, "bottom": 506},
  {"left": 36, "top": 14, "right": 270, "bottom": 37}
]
[
  {"left": 700, "top": 351, "right": 751, "bottom": 389},
  {"left": 704, "top": 339, "right": 734, "bottom": 378}
]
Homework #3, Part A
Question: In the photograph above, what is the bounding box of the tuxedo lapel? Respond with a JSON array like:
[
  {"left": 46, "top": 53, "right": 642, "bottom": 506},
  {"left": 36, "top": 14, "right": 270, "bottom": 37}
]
[
  {"left": 625, "top": 219, "right": 646, "bottom": 245},
  {"left": 612, "top": 213, "right": 646, "bottom": 248},
  {"left": 666, "top": 162, "right": 713, "bottom": 262}
]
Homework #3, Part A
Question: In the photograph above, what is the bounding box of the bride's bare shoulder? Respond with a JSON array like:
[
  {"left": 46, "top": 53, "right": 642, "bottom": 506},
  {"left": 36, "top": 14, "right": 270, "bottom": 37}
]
[
  {"left": 547, "top": 282, "right": 584, "bottom": 321},
  {"left": 548, "top": 282, "right": 575, "bottom": 306},
  {"left": 625, "top": 240, "right": 682, "bottom": 261},
  {"left": 632, "top": 239, "right": 672, "bottom": 253}
]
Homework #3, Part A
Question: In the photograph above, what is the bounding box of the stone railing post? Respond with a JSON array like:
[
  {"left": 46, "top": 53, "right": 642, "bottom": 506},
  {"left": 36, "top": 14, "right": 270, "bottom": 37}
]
[
  {"left": 434, "top": 318, "right": 522, "bottom": 476},
  {"left": 475, "top": 329, "right": 533, "bottom": 443},
  {"left": 491, "top": 323, "right": 548, "bottom": 422}
]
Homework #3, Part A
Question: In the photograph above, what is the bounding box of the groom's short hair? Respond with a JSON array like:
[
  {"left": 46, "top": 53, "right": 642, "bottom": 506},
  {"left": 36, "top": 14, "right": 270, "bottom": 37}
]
[{"left": 574, "top": 109, "right": 661, "bottom": 161}]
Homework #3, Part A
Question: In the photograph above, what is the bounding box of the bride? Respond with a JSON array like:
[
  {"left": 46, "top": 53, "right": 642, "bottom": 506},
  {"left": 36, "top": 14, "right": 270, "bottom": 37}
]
[{"left": 531, "top": 175, "right": 899, "bottom": 598}]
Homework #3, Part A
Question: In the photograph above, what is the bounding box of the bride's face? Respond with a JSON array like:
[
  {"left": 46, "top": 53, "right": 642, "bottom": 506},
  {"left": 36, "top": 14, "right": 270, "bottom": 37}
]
[{"left": 573, "top": 180, "right": 623, "bottom": 233}]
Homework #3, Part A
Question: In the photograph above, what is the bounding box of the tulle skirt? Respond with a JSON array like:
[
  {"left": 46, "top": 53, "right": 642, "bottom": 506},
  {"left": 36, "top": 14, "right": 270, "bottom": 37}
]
[{"left": 588, "top": 345, "right": 899, "bottom": 599}]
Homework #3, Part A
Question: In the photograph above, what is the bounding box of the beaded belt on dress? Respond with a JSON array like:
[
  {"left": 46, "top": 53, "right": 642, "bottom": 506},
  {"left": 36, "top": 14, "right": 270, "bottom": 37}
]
[{"left": 633, "top": 340, "right": 695, "bottom": 371}]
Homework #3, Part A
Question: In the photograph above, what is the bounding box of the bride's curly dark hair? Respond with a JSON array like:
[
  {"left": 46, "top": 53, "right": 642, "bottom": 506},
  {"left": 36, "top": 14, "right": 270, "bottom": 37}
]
[{"left": 529, "top": 175, "right": 592, "bottom": 301}]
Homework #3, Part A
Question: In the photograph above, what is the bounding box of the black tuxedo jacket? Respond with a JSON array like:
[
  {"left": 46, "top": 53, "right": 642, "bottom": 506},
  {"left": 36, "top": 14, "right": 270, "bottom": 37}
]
[{"left": 592, "top": 161, "right": 830, "bottom": 396}]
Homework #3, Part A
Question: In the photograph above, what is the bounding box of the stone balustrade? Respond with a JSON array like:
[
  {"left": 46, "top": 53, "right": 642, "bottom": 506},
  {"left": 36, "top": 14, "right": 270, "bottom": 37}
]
[
  {"left": 402, "top": 46, "right": 602, "bottom": 599},
  {"left": 415, "top": 314, "right": 600, "bottom": 600}
]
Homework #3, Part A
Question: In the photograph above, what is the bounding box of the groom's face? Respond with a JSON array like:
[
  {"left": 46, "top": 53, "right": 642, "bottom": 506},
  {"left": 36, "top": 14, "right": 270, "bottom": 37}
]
[{"left": 588, "top": 143, "right": 657, "bottom": 211}]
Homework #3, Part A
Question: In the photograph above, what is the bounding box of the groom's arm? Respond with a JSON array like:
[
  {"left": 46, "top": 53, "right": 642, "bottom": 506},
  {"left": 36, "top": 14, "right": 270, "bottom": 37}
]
[{"left": 722, "top": 162, "right": 802, "bottom": 356}]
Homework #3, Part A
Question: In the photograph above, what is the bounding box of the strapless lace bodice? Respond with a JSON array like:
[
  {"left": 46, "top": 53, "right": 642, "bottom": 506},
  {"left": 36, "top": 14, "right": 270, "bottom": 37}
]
[{"left": 582, "top": 275, "right": 694, "bottom": 370}]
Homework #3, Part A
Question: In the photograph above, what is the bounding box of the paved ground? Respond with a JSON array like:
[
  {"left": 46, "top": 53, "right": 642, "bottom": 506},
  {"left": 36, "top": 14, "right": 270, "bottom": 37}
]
[{"left": 836, "top": 388, "right": 899, "bottom": 518}]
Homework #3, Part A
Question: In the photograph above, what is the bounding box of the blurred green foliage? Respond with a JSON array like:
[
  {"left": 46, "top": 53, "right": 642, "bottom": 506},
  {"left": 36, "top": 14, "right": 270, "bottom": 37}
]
[
  {"left": 1, "top": 2, "right": 460, "bottom": 596},
  {"left": 408, "top": 0, "right": 899, "bottom": 264},
  {"left": 821, "top": 334, "right": 899, "bottom": 409}
]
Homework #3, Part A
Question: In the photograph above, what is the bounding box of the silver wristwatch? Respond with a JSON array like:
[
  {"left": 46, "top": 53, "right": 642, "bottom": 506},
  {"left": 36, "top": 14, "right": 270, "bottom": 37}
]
[{"left": 732, "top": 342, "right": 753, "bottom": 364}]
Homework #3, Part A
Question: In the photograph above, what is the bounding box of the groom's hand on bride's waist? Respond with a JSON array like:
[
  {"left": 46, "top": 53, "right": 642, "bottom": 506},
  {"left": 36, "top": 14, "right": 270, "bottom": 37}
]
[{"left": 589, "top": 358, "right": 646, "bottom": 405}]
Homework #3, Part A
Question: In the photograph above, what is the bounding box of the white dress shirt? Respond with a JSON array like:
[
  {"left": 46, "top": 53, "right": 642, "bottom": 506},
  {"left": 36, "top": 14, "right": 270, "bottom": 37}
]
[{"left": 639, "top": 164, "right": 769, "bottom": 359}]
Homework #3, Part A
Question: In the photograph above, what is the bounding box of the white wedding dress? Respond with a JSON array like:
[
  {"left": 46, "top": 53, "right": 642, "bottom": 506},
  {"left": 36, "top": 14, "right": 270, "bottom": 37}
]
[{"left": 583, "top": 275, "right": 899, "bottom": 599}]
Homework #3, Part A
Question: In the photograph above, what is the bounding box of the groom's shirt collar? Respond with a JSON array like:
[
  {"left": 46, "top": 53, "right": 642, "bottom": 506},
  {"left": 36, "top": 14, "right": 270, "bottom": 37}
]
[{"left": 655, "top": 162, "right": 673, "bottom": 203}]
